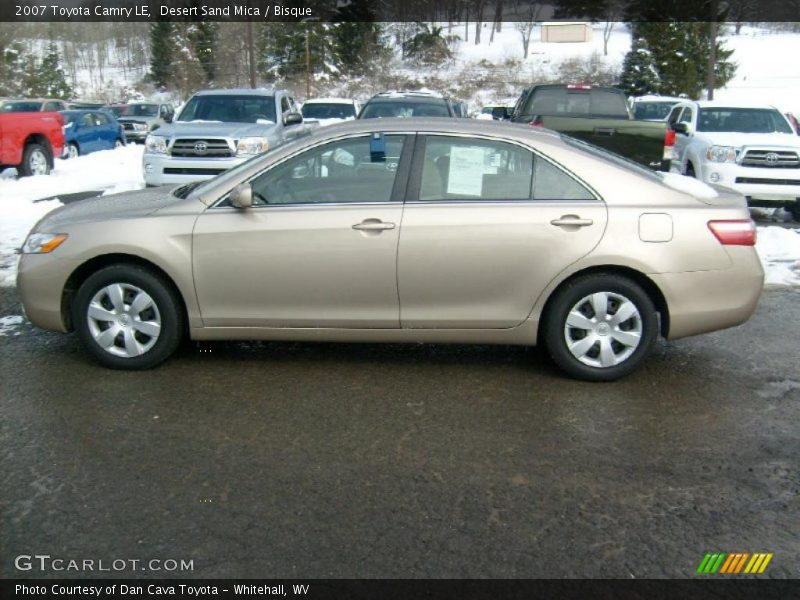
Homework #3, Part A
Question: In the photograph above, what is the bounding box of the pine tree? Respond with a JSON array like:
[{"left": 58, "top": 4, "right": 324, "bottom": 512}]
[
  {"left": 25, "top": 43, "right": 73, "bottom": 98},
  {"left": 618, "top": 32, "right": 660, "bottom": 96},
  {"left": 189, "top": 22, "right": 218, "bottom": 84},
  {"left": 0, "top": 41, "right": 26, "bottom": 96},
  {"left": 258, "top": 22, "right": 335, "bottom": 81},
  {"left": 149, "top": 21, "right": 174, "bottom": 89},
  {"left": 332, "top": 0, "right": 387, "bottom": 75}
]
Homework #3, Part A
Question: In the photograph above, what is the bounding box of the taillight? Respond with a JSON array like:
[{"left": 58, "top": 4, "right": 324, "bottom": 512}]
[
  {"left": 529, "top": 117, "right": 543, "bottom": 127},
  {"left": 707, "top": 220, "right": 756, "bottom": 246},
  {"left": 663, "top": 128, "right": 677, "bottom": 161}
]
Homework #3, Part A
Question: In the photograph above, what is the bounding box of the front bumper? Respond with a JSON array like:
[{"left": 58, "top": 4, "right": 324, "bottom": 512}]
[
  {"left": 143, "top": 153, "right": 249, "bottom": 186},
  {"left": 699, "top": 162, "right": 800, "bottom": 204},
  {"left": 17, "top": 254, "right": 82, "bottom": 333},
  {"left": 123, "top": 130, "right": 149, "bottom": 142}
]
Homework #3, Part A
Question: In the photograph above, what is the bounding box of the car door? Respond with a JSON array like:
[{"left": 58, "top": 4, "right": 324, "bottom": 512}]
[
  {"left": 192, "top": 133, "right": 412, "bottom": 328},
  {"left": 397, "top": 134, "right": 607, "bottom": 329},
  {"left": 92, "top": 112, "right": 113, "bottom": 149},
  {"left": 673, "top": 105, "right": 695, "bottom": 168},
  {"left": 76, "top": 113, "right": 98, "bottom": 153}
]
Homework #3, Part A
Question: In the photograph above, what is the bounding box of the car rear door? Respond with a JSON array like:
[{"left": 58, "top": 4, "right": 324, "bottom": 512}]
[
  {"left": 397, "top": 134, "right": 607, "bottom": 329},
  {"left": 192, "top": 133, "right": 412, "bottom": 328}
]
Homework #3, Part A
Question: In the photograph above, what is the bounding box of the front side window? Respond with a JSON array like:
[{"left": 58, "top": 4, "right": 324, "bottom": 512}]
[
  {"left": 80, "top": 114, "right": 94, "bottom": 127},
  {"left": 679, "top": 107, "right": 693, "bottom": 124},
  {"left": 667, "top": 105, "right": 684, "bottom": 126},
  {"left": 247, "top": 135, "right": 407, "bottom": 206},
  {"left": 417, "top": 137, "right": 533, "bottom": 201}
]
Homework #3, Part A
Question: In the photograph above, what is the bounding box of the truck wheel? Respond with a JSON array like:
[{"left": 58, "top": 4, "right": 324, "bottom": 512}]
[
  {"left": 19, "top": 143, "right": 51, "bottom": 177},
  {"left": 790, "top": 203, "right": 800, "bottom": 223},
  {"left": 66, "top": 143, "right": 79, "bottom": 159}
]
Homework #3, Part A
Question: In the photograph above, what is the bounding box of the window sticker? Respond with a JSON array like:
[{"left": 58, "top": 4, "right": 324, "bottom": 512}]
[{"left": 447, "top": 145, "right": 486, "bottom": 196}]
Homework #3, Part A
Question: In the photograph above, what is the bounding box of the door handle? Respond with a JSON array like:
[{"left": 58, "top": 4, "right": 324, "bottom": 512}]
[
  {"left": 352, "top": 219, "right": 396, "bottom": 231},
  {"left": 550, "top": 215, "right": 594, "bottom": 228}
]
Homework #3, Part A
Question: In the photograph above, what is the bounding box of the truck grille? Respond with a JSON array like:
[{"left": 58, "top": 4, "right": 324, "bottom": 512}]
[
  {"left": 735, "top": 177, "right": 800, "bottom": 185},
  {"left": 122, "top": 123, "right": 135, "bottom": 131},
  {"left": 740, "top": 149, "right": 799, "bottom": 168},
  {"left": 170, "top": 138, "right": 232, "bottom": 158}
]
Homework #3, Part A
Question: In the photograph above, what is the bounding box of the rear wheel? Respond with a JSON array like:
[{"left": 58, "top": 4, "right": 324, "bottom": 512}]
[
  {"left": 114, "top": 139, "right": 124, "bottom": 148},
  {"left": 72, "top": 264, "right": 183, "bottom": 369},
  {"left": 19, "top": 143, "right": 50, "bottom": 176},
  {"left": 66, "top": 143, "right": 79, "bottom": 159},
  {"left": 542, "top": 274, "right": 658, "bottom": 381}
]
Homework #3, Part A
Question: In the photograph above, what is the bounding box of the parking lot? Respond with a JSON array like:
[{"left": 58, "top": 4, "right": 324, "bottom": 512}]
[{"left": 1, "top": 284, "right": 798, "bottom": 579}]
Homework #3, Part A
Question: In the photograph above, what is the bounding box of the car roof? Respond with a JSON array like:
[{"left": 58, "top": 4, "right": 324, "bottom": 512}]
[
  {"left": 192, "top": 88, "right": 279, "bottom": 96},
  {"left": 633, "top": 95, "right": 685, "bottom": 103}
]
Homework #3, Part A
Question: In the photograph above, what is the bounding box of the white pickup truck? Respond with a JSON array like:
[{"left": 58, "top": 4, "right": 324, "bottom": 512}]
[{"left": 667, "top": 100, "right": 800, "bottom": 219}]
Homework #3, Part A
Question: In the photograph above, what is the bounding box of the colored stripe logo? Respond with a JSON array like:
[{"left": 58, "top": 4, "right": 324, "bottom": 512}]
[{"left": 696, "top": 552, "right": 773, "bottom": 574}]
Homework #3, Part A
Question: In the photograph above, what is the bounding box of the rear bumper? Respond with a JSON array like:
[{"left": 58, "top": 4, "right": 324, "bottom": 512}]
[
  {"left": 143, "top": 153, "right": 248, "bottom": 186},
  {"left": 652, "top": 246, "right": 764, "bottom": 340}
]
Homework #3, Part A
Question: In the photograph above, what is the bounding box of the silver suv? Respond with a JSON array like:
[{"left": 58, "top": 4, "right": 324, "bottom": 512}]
[{"left": 143, "top": 88, "right": 308, "bottom": 186}]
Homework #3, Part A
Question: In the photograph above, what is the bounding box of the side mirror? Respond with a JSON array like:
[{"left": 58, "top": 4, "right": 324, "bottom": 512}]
[
  {"left": 230, "top": 183, "right": 253, "bottom": 209},
  {"left": 672, "top": 122, "right": 691, "bottom": 135},
  {"left": 284, "top": 112, "right": 303, "bottom": 126}
]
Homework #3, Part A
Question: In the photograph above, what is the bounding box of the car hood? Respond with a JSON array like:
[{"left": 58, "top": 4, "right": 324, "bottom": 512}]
[
  {"left": 33, "top": 187, "right": 191, "bottom": 231},
  {"left": 156, "top": 121, "right": 280, "bottom": 138},
  {"left": 695, "top": 131, "right": 800, "bottom": 148}
]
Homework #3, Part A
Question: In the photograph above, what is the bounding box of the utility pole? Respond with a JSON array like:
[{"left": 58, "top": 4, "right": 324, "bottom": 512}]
[
  {"left": 246, "top": 20, "right": 256, "bottom": 89},
  {"left": 707, "top": 0, "right": 718, "bottom": 100},
  {"left": 305, "top": 26, "right": 311, "bottom": 98}
]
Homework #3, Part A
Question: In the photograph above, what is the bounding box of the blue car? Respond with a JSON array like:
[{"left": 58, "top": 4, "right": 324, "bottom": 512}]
[{"left": 60, "top": 109, "right": 126, "bottom": 158}]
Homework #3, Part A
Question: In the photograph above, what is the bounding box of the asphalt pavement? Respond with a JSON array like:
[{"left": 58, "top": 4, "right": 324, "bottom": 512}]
[{"left": 1, "top": 285, "right": 798, "bottom": 579}]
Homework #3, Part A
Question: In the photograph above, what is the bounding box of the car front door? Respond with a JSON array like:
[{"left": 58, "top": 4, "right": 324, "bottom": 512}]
[
  {"left": 192, "top": 133, "right": 412, "bottom": 328},
  {"left": 397, "top": 134, "right": 607, "bottom": 329}
]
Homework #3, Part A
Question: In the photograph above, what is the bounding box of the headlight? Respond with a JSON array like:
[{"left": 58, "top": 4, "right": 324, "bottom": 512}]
[
  {"left": 236, "top": 137, "right": 269, "bottom": 156},
  {"left": 22, "top": 233, "right": 68, "bottom": 254},
  {"left": 133, "top": 123, "right": 148, "bottom": 131},
  {"left": 145, "top": 135, "right": 168, "bottom": 154},
  {"left": 706, "top": 146, "right": 737, "bottom": 163}
]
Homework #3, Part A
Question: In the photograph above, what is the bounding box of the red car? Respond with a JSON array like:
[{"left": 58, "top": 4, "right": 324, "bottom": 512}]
[{"left": 0, "top": 110, "right": 64, "bottom": 176}]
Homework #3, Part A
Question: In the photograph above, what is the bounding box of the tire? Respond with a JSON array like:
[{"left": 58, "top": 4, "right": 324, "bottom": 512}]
[
  {"left": 114, "top": 139, "right": 124, "bottom": 148},
  {"left": 72, "top": 264, "right": 184, "bottom": 369},
  {"left": 19, "top": 143, "right": 51, "bottom": 177},
  {"left": 66, "top": 143, "right": 79, "bottom": 159},
  {"left": 542, "top": 274, "right": 659, "bottom": 382},
  {"left": 685, "top": 162, "right": 696, "bottom": 178},
  {"left": 790, "top": 203, "right": 800, "bottom": 223}
]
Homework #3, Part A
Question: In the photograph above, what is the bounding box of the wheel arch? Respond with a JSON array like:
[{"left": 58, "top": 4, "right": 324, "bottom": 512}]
[
  {"left": 61, "top": 253, "right": 189, "bottom": 333},
  {"left": 23, "top": 134, "right": 54, "bottom": 167},
  {"left": 537, "top": 265, "right": 670, "bottom": 341}
]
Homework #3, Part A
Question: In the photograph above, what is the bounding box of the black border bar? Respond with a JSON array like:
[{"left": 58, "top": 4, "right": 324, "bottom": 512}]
[{"left": 1, "top": 0, "right": 798, "bottom": 23}]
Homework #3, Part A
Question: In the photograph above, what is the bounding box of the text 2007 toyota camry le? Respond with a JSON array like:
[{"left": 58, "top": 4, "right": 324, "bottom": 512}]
[{"left": 17, "top": 119, "right": 763, "bottom": 381}]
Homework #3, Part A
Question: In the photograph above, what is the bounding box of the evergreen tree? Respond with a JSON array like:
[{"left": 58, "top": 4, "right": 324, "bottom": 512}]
[
  {"left": 258, "top": 21, "right": 335, "bottom": 81},
  {"left": 0, "top": 41, "right": 26, "bottom": 96},
  {"left": 25, "top": 43, "right": 72, "bottom": 98},
  {"left": 189, "top": 22, "right": 218, "bottom": 84},
  {"left": 149, "top": 21, "right": 174, "bottom": 89},
  {"left": 332, "top": 0, "right": 387, "bottom": 75},
  {"left": 618, "top": 33, "right": 660, "bottom": 96}
]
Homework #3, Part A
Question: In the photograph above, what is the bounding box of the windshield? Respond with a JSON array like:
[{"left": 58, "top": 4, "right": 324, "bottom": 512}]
[
  {"left": 633, "top": 101, "right": 678, "bottom": 120},
  {"left": 121, "top": 104, "right": 159, "bottom": 117},
  {"left": 105, "top": 106, "right": 125, "bottom": 118},
  {"left": 360, "top": 100, "right": 449, "bottom": 119},
  {"left": 177, "top": 95, "right": 276, "bottom": 123},
  {"left": 0, "top": 101, "right": 43, "bottom": 112},
  {"left": 302, "top": 103, "right": 355, "bottom": 119},
  {"left": 697, "top": 108, "right": 793, "bottom": 133}
]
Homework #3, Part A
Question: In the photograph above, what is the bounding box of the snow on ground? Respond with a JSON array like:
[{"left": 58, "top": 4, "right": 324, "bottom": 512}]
[
  {"left": 0, "top": 315, "right": 24, "bottom": 336},
  {"left": 756, "top": 226, "right": 800, "bottom": 286},
  {"left": 0, "top": 145, "right": 144, "bottom": 286}
]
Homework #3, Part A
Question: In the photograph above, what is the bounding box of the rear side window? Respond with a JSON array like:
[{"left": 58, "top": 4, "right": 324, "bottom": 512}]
[{"left": 417, "top": 136, "right": 533, "bottom": 201}]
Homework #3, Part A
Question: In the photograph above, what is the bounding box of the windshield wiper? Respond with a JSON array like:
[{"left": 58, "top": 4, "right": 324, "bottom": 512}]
[{"left": 173, "top": 181, "right": 204, "bottom": 199}]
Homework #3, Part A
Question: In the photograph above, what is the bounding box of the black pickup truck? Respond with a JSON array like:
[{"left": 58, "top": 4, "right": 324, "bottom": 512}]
[{"left": 510, "top": 84, "right": 670, "bottom": 171}]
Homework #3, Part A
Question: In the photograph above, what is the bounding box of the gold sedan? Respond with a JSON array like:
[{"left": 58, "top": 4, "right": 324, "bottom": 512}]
[{"left": 17, "top": 119, "right": 763, "bottom": 380}]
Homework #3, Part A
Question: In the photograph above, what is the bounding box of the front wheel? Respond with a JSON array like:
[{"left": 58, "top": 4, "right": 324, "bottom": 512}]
[
  {"left": 72, "top": 264, "right": 184, "bottom": 369},
  {"left": 542, "top": 274, "right": 658, "bottom": 381}
]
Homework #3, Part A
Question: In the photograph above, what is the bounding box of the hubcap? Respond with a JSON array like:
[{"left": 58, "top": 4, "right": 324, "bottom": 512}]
[
  {"left": 564, "top": 291, "right": 643, "bottom": 368},
  {"left": 29, "top": 150, "right": 48, "bottom": 175},
  {"left": 68, "top": 145, "right": 79, "bottom": 159},
  {"left": 87, "top": 283, "right": 161, "bottom": 358}
]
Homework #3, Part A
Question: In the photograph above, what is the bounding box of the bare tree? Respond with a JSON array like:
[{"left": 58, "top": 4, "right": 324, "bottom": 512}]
[{"left": 515, "top": 2, "right": 543, "bottom": 59}]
